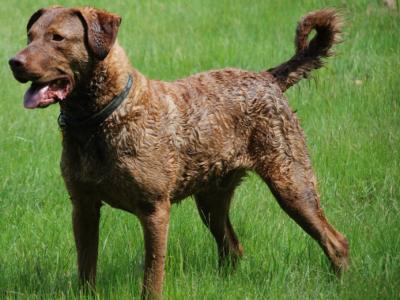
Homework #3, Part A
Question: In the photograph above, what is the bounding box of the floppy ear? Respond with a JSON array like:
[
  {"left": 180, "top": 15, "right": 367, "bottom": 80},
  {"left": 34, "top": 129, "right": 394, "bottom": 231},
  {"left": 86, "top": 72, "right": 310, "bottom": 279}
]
[
  {"left": 27, "top": 8, "right": 45, "bottom": 32},
  {"left": 75, "top": 7, "right": 122, "bottom": 60}
]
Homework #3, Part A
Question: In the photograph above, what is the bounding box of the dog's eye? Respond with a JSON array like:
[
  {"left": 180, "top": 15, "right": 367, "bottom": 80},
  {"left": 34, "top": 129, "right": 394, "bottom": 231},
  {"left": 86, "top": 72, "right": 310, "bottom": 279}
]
[{"left": 52, "top": 34, "right": 64, "bottom": 42}]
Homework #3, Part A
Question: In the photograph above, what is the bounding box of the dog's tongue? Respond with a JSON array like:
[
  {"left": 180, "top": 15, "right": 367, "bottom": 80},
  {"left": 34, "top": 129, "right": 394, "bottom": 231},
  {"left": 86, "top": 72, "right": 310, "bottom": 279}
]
[
  {"left": 23, "top": 83, "right": 68, "bottom": 109},
  {"left": 24, "top": 85, "right": 49, "bottom": 109}
]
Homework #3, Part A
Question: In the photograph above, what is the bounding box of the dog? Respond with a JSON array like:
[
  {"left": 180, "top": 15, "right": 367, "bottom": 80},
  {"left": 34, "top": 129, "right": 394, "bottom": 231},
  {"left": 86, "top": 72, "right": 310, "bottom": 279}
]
[{"left": 9, "top": 6, "right": 349, "bottom": 299}]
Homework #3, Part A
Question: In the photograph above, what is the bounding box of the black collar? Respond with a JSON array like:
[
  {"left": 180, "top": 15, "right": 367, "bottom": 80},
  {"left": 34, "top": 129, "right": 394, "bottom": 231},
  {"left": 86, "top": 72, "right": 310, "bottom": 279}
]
[{"left": 58, "top": 74, "right": 133, "bottom": 129}]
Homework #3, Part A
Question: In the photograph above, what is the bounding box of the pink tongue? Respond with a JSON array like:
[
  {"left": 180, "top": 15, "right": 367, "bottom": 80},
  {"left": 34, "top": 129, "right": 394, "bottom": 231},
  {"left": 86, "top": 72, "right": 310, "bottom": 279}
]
[{"left": 24, "top": 85, "right": 50, "bottom": 109}]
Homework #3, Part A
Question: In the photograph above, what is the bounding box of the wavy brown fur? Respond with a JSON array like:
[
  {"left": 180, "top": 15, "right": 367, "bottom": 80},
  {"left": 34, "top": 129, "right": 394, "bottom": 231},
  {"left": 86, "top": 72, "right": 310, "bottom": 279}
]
[
  {"left": 268, "top": 9, "right": 343, "bottom": 92},
  {"left": 9, "top": 7, "right": 349, "bottom": 299}
]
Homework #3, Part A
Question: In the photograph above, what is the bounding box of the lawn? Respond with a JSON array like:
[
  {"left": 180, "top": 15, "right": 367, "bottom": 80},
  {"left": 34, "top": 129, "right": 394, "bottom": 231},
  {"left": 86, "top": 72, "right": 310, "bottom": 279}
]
[{"left": 0, "top": 0, "right": 399, "bottom": 299}]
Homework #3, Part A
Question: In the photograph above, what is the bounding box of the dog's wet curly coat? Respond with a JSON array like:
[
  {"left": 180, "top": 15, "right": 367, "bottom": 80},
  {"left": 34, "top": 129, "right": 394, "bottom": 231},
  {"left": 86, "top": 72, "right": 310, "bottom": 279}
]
[{"left": 9, "top": 6, "right": 349, "bottom": 299}]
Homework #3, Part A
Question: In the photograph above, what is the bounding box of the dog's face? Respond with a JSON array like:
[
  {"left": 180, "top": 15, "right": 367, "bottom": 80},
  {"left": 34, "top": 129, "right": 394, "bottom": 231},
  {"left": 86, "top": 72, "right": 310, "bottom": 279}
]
[{"left": 9, "top": 6, "right": 121, "bottom": 109}]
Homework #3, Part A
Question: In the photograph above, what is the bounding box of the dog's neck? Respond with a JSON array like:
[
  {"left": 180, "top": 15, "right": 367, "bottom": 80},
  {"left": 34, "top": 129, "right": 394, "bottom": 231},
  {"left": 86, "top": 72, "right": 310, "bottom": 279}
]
[{"left": 60, "top": 42, "right": 133, "bottom": 119}]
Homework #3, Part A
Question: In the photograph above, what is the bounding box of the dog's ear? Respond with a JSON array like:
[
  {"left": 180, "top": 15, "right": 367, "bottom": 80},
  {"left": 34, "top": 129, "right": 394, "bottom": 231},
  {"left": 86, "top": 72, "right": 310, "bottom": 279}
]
[
  {"left": 75, "top": 7, "right": 122, "bottom": 60},
  {"left": 27, "top": 8, "right": 45, "bottom": 32}
]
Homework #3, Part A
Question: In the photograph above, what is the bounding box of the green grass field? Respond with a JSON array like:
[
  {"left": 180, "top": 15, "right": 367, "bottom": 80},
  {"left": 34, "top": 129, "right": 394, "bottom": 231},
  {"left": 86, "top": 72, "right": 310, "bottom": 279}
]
[{"left": 1, "top": 0, "right": 399, "bottom": 299}]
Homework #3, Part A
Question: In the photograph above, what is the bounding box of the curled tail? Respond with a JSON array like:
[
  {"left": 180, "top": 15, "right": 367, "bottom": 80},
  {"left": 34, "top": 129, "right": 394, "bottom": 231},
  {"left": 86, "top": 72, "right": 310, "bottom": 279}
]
[{"left": 268, "top": 9, "right": 343, "bottom": 92}]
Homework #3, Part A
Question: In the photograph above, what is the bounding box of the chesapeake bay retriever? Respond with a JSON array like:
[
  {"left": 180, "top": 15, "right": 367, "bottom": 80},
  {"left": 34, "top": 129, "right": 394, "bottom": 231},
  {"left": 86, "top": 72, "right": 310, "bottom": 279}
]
[{"left": 9, "top": 6, "right": 349, "bottom": 298}]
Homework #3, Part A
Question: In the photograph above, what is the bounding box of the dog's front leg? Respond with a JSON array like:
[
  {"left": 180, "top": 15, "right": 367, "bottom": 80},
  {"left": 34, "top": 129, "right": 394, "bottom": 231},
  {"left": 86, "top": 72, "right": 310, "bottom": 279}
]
[
  {"left": 139, "top": 199, "right": 171, "bottom": 299},
  {"left": 71, "top": 196, "right": 101, "bottom": 292}
]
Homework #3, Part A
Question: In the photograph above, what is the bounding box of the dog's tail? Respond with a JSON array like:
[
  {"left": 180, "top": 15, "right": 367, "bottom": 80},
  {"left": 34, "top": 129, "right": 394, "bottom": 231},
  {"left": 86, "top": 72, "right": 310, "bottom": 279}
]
[{"left": 267, "top": 9, "right": 343, "bottom": 92}]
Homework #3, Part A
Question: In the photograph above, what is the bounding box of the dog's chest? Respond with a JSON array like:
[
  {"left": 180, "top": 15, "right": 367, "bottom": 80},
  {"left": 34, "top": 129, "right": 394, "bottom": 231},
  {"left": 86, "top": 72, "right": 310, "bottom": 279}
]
[
  {"left": 63, "top": 152, "right": 144, "bottom": 212},
  {"left": 61, "top": 131, "right": 173, "bottom": 210}
]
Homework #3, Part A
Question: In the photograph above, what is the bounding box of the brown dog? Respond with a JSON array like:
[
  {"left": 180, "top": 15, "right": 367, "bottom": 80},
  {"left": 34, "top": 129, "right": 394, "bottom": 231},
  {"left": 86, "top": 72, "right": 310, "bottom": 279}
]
[{"left": 9, "top": 6, "right": 349, "bottom": 299}]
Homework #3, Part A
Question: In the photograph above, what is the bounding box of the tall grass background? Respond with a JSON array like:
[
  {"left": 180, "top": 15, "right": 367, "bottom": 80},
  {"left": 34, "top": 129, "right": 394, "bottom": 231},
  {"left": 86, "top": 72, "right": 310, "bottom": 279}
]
[{"left": 0, "top": 0, "right": 399, "bottom": 299}]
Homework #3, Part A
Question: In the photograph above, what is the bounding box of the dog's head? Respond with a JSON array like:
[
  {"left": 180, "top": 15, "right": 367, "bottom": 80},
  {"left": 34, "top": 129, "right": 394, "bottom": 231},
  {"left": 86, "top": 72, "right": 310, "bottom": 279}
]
[{"left": 9, "top": 6, "right": 121, "bottom": 109}]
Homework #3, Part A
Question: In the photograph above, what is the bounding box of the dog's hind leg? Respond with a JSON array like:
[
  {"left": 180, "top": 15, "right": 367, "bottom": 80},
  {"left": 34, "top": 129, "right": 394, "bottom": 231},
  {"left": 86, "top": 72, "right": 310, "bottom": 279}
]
[
  {"left": 251, "top": 120, "right": 349, "bottom": 273},
  {"left": 194, "top": 170, "right": 246, "bottom": 268}
]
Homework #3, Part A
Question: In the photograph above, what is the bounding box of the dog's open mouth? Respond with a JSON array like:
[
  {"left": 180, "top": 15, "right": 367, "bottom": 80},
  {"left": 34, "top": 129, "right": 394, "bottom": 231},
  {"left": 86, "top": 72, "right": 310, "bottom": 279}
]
[{"left": 24, "top": 78, "right": 71, "bottom": 109}]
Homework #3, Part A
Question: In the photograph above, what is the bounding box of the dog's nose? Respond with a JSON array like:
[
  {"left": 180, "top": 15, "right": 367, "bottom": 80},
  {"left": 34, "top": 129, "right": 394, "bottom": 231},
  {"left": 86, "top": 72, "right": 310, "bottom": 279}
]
[{"left": 8, "top": 56, "right": 25, "bottom": 71}]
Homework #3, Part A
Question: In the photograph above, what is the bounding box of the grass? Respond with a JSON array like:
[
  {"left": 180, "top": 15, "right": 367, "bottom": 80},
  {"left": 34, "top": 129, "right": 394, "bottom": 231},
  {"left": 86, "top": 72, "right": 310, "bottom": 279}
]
[{"left": 0, "top": 0, "right": 399, "bottom": 299}]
